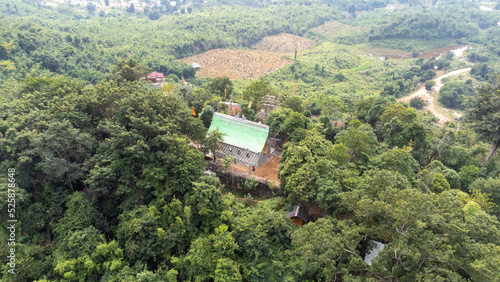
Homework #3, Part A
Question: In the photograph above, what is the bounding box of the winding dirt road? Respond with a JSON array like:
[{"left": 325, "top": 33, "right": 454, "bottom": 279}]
[{"left": 397, "top": 68, "right": 472, "bottom": 124}]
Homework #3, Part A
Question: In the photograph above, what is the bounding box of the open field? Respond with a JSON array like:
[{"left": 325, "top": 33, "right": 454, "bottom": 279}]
[
  {"left": 251, "top": 33, "right": 315, "bottom": 53},
  {"left": 359, "top": 45, "right": 413, "bottom": 59},
  {"left": 179, "top": 49, "right": 292, "bottom": 79}
]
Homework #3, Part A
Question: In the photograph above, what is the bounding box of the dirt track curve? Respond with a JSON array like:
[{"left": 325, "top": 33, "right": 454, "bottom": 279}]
[{"left": 397, "top": 68, "right": 472, "bottom": 124}]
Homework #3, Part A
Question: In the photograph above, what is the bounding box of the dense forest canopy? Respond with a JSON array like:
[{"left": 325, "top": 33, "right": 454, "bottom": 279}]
[{"left": 1, "top": 0, "right": 500, "bottom": 281}]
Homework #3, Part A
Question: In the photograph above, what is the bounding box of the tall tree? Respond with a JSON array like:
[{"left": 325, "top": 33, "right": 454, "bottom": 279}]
[
  {"left": 203, "top": 128, "right": 225, "bottom": 162},
  {"left": 466, "top": 83, "right": 500, "bottom": 163}
]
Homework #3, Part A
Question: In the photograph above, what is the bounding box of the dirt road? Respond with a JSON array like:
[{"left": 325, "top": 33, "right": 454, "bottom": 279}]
[{"left": 397, "top": 68, "right": 472, "bottom": 124}]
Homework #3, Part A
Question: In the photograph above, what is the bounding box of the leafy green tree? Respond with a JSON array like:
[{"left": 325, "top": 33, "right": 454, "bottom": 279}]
[
  {"left": 282, "top": 95, "right": 304, "bottom": 113},
  {"left": 108, "top": 59, "right": 150, "bottom": 83},
  {"left": 432, "top": 172, "right": 450, "bottom": 193},
  {"left": 409, "top": 96, "right": 426, "bottom": 109},
  {"left": 425, "top": 80, "right": 435, "bottom": 91},
  {"left": 200, "top": 105, "right": 214, "bottom": 128},
  {"left": 470, "top": 176, "right": 500, "bottom": 217},
  {"left": 459, "top": 165, "right": 481, "bottom": 190},
  {"left": 204, "top": 128, "right": 225, "bottom": 162},
  {"left": 231, "top": 205, "right": 293, "bottom": 280},
  {"left": 242, "top": 78, "right": 275, "bottom": 112},
  {"left": 466, "top": 83, "right": 500, "bottom": 163},
  {"left": 86, "top": 3, "right": 96, "bottom": 13},
  {"left": 181, "top": 224, "right": 239, "bottom": 281},
  {"left": 223, "top": 156, "right": 235, "bottom": 172},
  {"left": 30, "top": 120, "right": 94, "bottom": 191},
  {"left": 335, "top": 124, "right": 377, "bottom": 164},
  {"left": 265, "top": 107, "right": 293, "bottom": 135},
  {"left": 126, "top": 4, "right": 135, "bottom": 13},
  {"left": 438, "top": 82, "right": 474, "bottom": 109},
  {"left": 283, "top": 112, "right": 309, "bottom": 135},
  {"left": 207, "top": 77, "right": 233, "bottom": 99},
  {"left": 379, "top": 103, "right": 417, "bottom": 126}
]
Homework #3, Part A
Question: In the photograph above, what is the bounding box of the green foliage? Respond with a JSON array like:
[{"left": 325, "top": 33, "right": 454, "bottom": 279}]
[
  {"left": 282, "top": 95, "right": 304, "bottom": 113},
  {"left": 424, "top": 80, "right": 435, "bottom": 91},
  {"left": 438, "top": 82, "right": 474, "bottom": 109},
  {"left": 470, "top": 176, "right": 500, "bottom": 217},
  {"left": 244, "top": 177, "right": 258, "bottom": 191},
  {"left": 204, "top": 128, "right": 226, "bottom": 162},
  {"left": 335, "top": 123, "right": 377, "bottom": 164},
  {"left": 466, "top": 83, "right": 500, "bottom": 163},
  {"left": 459, "top": 165, "right": 481, "bottom": 190},
  {"left": 265, "top": 107, "right": 293, "bottom": 135},
  {"left": 432, "top": 172, "right": 451, "bottom": 193},
  {"left": 242, "top": 78, "right": 275, "bottom": 112},
  {"left": 200, "top": 105, "right": 214, "bottom": 128},
  {"left": 223, "top": 156, "right": 235, "bottom": 172},
  {"left": 368, "top": 9, "right": 486, "bottom": 42},
  {"left": 409, "top": 96, "right": 426, "bottom": 109},
  {"left": 207, "top": 77, "right": 233, "bottom": 99}
]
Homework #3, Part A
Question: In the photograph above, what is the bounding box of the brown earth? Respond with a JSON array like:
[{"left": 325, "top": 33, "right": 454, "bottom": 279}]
[
  {"left": 419, "top": 44, "right": 468, "bottom": 59},
  {"left": 179, "top": 49, "right": 292, "bottom": 79},
  {"left": 251, "top": 33, "right": 315, "bottom": 53},
  {"left": 226, "top": 155, "right": 281, "bottom": 185},
  {"left": 312, "top": 21, "right": 364, "bottom": 38}
]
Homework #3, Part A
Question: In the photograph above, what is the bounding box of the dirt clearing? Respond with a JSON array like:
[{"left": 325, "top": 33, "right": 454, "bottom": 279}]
[
  {"left": 251, "top": 33, "right": 315, "bottom": 53},
  {"left": 179, "top": 49, "right": 292, "bottom": 80},
  {"left": 226, "top": 155, "right": 281, "bottom": 185}
]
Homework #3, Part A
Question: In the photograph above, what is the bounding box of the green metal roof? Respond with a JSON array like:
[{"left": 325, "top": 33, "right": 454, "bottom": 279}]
[{"left": 208, "top": 113, "right": 269, "bottom": 153}]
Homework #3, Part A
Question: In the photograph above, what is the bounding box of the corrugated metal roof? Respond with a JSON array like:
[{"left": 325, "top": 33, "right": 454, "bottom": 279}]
[
  {"left": 287, "top": 205, "right": 308, "bottom": 221},
  {"left": 208, "top": 112, "right": 269, "bottom": 153}
]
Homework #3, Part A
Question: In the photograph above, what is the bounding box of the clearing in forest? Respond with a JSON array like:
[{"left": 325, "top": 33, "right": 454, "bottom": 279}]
[
  {"left": 251, "top": 33, "right": 315, "bottom": 53},
  {"left": 312, "top": 21, "right": 364, "bottom": 38},
  {"left": 179, "top": 49, "right": 292, "bottom": 80},
  {"left": 359, "top": 46, "right": 413, "bottom": 59}
]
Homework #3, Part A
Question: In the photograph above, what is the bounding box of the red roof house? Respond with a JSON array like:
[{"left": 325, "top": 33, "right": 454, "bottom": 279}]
[
  {"left": 227, "top": 104, "right": 242, "bottom": 116},
  {"left": 142, "top": 71, "right": 164, "bottom": 84}
]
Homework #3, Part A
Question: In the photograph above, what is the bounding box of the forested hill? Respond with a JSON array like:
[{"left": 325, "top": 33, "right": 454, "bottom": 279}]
[{"left": 0, "top": 1, "right": 338, "bottom": 84}]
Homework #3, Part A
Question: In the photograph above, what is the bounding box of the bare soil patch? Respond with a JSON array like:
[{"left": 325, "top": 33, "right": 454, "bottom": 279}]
[
  {"left": 226, "top": 155, "right": 281, "bottom": 185},
  {"left": 419, "top": 44, "right": 468, "bottom": 59},
  {"left": 251, "top": 33, "right": 315, "bottom": 53},
  {"left": 313, "top": 21, "right": 363, "bottom": 38},
  {"left": 179, "top": 49, "right": 292, "bottom": 80}
]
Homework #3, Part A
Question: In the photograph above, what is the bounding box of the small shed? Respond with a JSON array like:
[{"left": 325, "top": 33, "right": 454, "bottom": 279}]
[
  {"left": 287, "top": 205, "right": 308, "bottom": 226},
  {"left": 192, "top": 63, "right": 201, "bottom": 70}
]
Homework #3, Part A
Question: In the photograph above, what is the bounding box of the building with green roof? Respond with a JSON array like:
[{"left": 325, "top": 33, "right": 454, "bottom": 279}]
[{"left": 208, "top": 112, "right": 271, "bottom": 166}]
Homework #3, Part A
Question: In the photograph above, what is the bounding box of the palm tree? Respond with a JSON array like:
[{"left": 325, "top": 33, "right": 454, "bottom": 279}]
[{"left": 203, "top": 128, "right": 226, "bottom": 162}]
